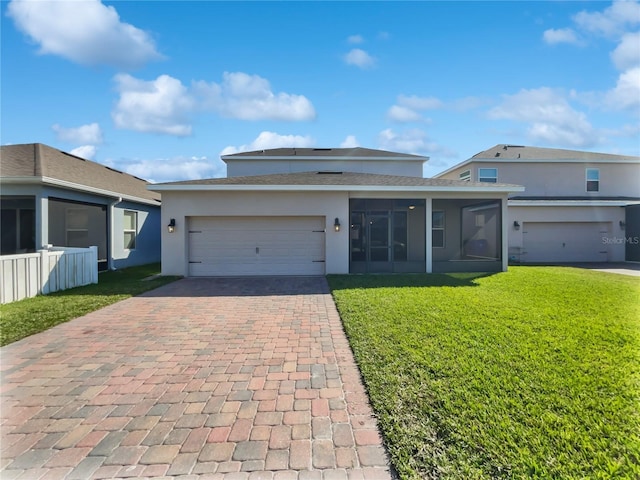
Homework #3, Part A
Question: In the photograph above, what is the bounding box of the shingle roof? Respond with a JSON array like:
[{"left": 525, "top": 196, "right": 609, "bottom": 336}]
[
  {"left": 221, "top": 147, "right": 428, "bottom": 161},
  {"left": 152, "top": 171, "right": 520, "bottom": 189},
  {"left": 1, "top": 143, "right": 160, "bottom": 203},
  {"left": 473, "top": 144, "right": 640, "bottom": 162}
]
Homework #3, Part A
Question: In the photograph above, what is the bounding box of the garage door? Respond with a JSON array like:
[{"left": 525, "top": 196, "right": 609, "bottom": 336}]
[
  {"left": 188, "top": 216, "right": 326, "bottom": 276},
  {"left": 522, "top": 222, "right": 609, "bottom": 263}
]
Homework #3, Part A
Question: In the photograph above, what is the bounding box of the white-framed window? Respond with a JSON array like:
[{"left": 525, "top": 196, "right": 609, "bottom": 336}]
[
  {"left": 586, "top": 168, "right": 599, "bottom": 192},
  {"left": 123, "top": 210, "right": 137, "bottom": 250},
  {"left": 66, "top": 208, "right": 89, "bottom": 246},
  {"left": 459, "top": 170, "right": 471, "bottom": 182},
  {"left": 432, "top": 211, "right": 445, "bottom": 248},
  {"left": 478, "top": 168, "right": 497, "bottom": 183}
]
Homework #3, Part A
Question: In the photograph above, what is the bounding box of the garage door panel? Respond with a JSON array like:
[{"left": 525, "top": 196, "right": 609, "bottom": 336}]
[
  {"left": 188, "top": 216, "right": 325, "bottom": 276},
  {"left": 522, "top": 222, "right": 609, "bottom": 263}
]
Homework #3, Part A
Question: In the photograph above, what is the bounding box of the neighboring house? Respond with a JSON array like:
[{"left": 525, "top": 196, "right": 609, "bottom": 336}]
[
  {"left": 150, "top": 147, "right": 523, "bottom": 276},
  {"left": 1, "top": 143, "right": 162, "bottom": 270},
  {"left": 434, "top": 144, "right": 640, "bottom": 263}
]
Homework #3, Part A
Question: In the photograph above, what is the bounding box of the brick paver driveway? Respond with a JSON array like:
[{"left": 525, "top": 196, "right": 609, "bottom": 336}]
[{"left": 1, "top": 277, "right": 392, "bottom": 479}]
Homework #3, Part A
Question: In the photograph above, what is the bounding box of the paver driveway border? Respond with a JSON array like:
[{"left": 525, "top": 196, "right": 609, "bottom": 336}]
[{"left": 1, "top": 276, "right": 394, "bottom": 479}]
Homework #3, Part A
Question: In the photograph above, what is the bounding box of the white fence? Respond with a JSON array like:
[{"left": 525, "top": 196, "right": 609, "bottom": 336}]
[{"left": 0, "top": 246, "right": 98, "bottom": 304}]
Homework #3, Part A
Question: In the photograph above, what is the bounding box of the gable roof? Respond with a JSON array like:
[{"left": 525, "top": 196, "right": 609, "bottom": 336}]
[
  {"left": 1, "top": 143, "right": 160, "bottom": 204},
  {"left": 433, "top": 144, "right": 640, "bottom": 179},
  {"left": 150, "top": 171, "right": 523, "bottom": 193},
  {"left": 471, "top": 144, "right": 640, "bottom": 162},
  {"left": 221, "top": 147, "right": 428, "bottom": 162}
]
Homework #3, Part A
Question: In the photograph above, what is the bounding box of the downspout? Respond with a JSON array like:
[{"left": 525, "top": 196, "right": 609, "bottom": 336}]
[{"left": 108, "top": 197, "right": 122, "bottom": 270}]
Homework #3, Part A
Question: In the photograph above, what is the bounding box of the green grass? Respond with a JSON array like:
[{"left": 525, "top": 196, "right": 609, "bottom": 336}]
[
  {"left": 0, "top": 263, "right": 180, "bottom": 346},
  {"left": 328, "top": 267, "right": 640, "bottom": 480}
]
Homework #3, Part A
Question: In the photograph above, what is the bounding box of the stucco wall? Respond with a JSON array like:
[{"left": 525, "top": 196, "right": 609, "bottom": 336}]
[
  {"left": 227, "top": 159, "right": 423, "bottom": 178},
  {"left": 508, "top": 205, "right": 627, "bottom": 262},
  {"left": 440, "top": 161, "right": 640, "bottom": 198},
  {"left": 160, "top": 190, "right": 350, "bottom": 276}
]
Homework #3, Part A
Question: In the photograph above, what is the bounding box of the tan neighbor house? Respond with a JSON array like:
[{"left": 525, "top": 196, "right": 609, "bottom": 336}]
[
  {"left": 150, "top": 148, "right": 524, "bottom": 277},
  {"left": 434, "top": 144, "right": 640, "bottom": 263}
]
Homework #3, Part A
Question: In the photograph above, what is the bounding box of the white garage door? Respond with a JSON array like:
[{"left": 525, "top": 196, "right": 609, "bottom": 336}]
[
  {"left": 522, "top": 222, "right": 610, "bottom": 263},
  {"left": 188, "top": 216, "right": 326, "bottom": 276}
]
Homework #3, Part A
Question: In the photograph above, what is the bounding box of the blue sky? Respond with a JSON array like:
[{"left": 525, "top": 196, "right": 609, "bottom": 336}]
[{"left": 2, "top": 0, "right": 639, "bottom": 182}]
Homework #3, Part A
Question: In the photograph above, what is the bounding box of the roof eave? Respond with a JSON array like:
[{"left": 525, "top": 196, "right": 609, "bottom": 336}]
[
  {"left": 509, "top": 199, "right": 638, "bottom": 207},
  {"left": 1, "top": 176, "right": 161, "bottom": 206},
  {"left": 149, "top": 184, "right": 524, "bottom": 193}
]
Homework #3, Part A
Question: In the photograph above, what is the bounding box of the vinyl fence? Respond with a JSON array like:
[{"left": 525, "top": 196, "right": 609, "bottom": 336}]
[{"left": 0, "top": 246, "right": 98, "bottom": 304}]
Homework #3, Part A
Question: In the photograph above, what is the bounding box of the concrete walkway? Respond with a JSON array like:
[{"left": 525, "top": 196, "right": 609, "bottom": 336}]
[{"left": 1, "top": 277, "right": 393, "bottom": 479}]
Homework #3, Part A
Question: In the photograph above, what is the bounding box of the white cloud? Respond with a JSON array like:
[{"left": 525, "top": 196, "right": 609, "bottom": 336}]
[
  {"left": 378, "top": 31, "right": 390, "bottom": 40},
  {"left": 604, "top": 66, "right": 640, "bottom": 112},
  {"left": 70, "top": 145, "right": 97, "bottom": 160},
  {"left": 542, "top": 28, "right": 583, "bottom": 45},
  {"left": 377, "top": 128, "right": 456, "bottom": 158},
  {"left": 52, "top": 123, "right": 103, "bottom": 144},
  {"left": 573, "top": 0, "right": 640, "bottom": 38},
  {"left": 347, "top": 34, "right": 364, "bottom": 44},
  {"left": 611, "top": 31, "right": 640, "bottom": 70},
  {"left": 387, "top": 105, "right": 423, "bottom": 123},
  {"left": 112, "top": 74, "right": 194, "bottom": 136},
  {"left": 7, "top": 0, "right": 163, "bottom": 69},
  {"left": 343, "top": 48, "right": 376, "bottom": 69},
  {"left": 340, "top": 135, "right": 360, "bottom": 148},
  {"left": 488, "top": 87, "right": 598, "bottom": 147},
  {"left": 193, "top": 72, "right": 316, "bottom": 121},
  {"left": 398, "top": 95, "right": 443, "bottom": 110},
  {"left": 110, "top": 155, "right": 224, "bottom": 183},
  {"left": 220, "top": 131, "right": 315, "bottom": 155},
  {"left": 387, "top": 95, "right": 443, "bottom": 123}
]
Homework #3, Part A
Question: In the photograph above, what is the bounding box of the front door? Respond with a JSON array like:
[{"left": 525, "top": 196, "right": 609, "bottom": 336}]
[{"left": 350, "top": 210, "right": 393, "bottom": 273}]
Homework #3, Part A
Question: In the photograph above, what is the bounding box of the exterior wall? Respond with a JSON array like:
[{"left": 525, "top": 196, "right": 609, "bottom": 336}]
[
  {"left": 112, "top": 201, "right": 161, "bottom": 269},
  {"left": 439, "top": 161, "right": 640, "bottom": 197},
  {"left": 160, "top": 191, "right": 349, "bottom": 276},
  {"left": 226, "top": 159, "right": 423, "bottom": 178},
  {"left": 0, "top": 183, "right": 161, "bottom": 269},
  {"left": 160, "top": 190, "right": 511, "bottom": 276},
  {"left": 507, "top": 205, "right": 627, "bottom": 262}
]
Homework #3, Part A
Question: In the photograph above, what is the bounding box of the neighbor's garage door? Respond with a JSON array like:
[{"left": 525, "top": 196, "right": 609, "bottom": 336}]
[
  {"left": 522, "top": 222, "right": 609, "bottom": 263},
  {"left": 188, "top": 216, "right": 326, "bottom": 276}
]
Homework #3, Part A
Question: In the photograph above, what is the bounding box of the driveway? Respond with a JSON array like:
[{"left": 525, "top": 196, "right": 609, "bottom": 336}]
[{"left": 1, "top": 277, "right": 392, "bottom": 479}]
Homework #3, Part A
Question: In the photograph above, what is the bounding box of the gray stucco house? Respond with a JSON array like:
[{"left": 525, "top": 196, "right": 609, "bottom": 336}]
[
  {"left": 435, "top": 144, "right": 640, "bottom": 263},
  {"left": 0, "top": 143, "right": 161, "bottom": 270},
  {"left": 151, "top": 147, "right": 524, "bottom": 277}
]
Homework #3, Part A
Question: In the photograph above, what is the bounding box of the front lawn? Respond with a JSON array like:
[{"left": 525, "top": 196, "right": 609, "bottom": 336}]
[
  {"left": 0, "top": 263, "right": 180, "bottom": 346},
  {"left": 328, "top": 267, "right": 640, "bottom": 479}
]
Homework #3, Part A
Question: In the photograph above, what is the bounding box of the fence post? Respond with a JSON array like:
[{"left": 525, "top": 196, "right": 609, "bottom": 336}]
[
  {"left": 38, "top": 249, "right": 48, "bottom": 295},
  {"left": 89, "top": 246, "right": 98, "bottom": 284}
]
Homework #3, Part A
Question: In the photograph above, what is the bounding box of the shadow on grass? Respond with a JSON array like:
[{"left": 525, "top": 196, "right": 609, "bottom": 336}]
[{"left": 327, "top": 272, "right": 498, "bottom": 290}]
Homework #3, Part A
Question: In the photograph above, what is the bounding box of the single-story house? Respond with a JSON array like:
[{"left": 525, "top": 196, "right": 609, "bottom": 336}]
[
  {"left": 0, "top": 143, "right": 162, "bottom": 270},
  {"left": 150, "top": 148, "right": 524, "bottom": 276},
  {"left": 434, "top": 144, "right": 640, "bottom": 263}
]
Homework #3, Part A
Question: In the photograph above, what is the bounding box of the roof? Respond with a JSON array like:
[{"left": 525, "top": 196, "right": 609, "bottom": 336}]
[
  {"left": 471, "top": 144, "right": 640, "bottom": 162},
  {"left": 150, "top": 171, "right": 523, "bottom": 193},
  {"left": 221, "top": 147, "right": 428, "bottom": 162},
  {"left": 433, "top": 144, "right": 640, "bottom": 179},
  {"left": 1, "top": 143, "right": 160, "bottom": 204}
]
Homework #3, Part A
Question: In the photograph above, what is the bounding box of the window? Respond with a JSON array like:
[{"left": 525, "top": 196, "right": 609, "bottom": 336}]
[
  {"left": 478, "top": 168, "right": 497, "bottom": 183},
  {"left": 123, "top": 211, "right": 137, "bottom": 250},
  {"left": 586, "top": 168, "right": 599, "bottom": 192},
  {"left": 459, "top": 170, "right": 471, "bottom": 182},
  {"left": 432, "top": 211, "right": 445, "bottom": 248}
]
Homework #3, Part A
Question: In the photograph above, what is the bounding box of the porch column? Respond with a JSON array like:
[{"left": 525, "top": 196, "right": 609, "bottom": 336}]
[
  {"left": 501, "top": 196, "right": 509, "bottom": 272},
  {"left": 36, "top": 193, "right": 48, "bottom": 249},
  {"left": 426, "top": 197, "right": 432, "bottom": 273}
]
